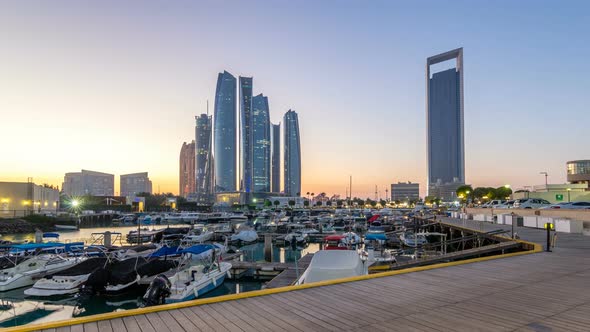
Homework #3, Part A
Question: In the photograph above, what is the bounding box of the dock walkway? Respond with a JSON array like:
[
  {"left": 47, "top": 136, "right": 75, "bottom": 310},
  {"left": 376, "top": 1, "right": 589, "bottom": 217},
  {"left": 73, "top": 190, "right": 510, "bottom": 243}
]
[{"left": 19, "top": 219, "right": 590, "bottom": 332}]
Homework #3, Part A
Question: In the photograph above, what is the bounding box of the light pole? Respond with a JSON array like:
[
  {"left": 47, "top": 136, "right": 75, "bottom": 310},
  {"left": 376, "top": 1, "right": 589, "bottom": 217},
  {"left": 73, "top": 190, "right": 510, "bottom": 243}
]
[
  {"left": 540, "top": 172, "right": 548, "bottom": 186},
  {"left": 567, "top": 188, "right": 571, "bottom": 202}
]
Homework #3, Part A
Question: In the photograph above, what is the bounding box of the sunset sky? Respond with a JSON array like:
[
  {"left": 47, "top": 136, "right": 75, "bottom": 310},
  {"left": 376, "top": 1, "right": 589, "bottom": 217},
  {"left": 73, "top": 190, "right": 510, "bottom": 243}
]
[{"left": 1, "top": 1, "right": 589, "bottom": 198}]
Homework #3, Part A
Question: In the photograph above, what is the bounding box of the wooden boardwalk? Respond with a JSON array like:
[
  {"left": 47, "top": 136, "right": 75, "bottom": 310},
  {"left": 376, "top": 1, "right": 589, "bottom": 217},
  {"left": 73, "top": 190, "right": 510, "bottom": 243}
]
[
  {"left": 19, "top": 219, "right": 590, "bottom": 332},
  {"left": 265, "top": 253, "right": 314, "bottom": 288}
]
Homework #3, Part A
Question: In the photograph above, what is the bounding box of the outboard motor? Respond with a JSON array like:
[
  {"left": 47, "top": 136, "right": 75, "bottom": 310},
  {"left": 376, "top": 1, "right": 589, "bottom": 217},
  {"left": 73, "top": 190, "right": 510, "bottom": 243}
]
[{"left": 143, "top": 274, "right": 171, "bottom": 306}]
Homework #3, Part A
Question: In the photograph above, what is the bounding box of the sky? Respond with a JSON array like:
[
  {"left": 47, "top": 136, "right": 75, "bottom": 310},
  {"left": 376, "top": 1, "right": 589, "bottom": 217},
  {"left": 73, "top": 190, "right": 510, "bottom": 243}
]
[{"left": 1, "top": 0, "right": 589, "bottom": 198}]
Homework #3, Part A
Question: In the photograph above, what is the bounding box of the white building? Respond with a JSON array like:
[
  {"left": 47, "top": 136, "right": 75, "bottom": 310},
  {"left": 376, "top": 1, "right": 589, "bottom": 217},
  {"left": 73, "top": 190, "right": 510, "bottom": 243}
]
[{"left": 0, "top": 182, "right": 60, "bottom": 217}]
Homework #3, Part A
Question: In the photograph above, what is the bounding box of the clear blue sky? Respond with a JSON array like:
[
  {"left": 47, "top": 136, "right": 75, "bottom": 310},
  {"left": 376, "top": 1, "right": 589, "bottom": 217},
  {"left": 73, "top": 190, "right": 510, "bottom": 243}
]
[{"left": 1, "top": 0, "right": 588, "bottom": 197}]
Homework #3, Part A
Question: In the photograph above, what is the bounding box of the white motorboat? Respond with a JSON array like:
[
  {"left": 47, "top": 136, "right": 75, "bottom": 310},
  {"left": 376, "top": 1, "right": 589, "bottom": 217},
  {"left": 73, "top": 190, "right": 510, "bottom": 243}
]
[
  {"left": 142, "top": 245, "right": 231, "bottom": 305},
  {"left": 229, "top": 230, "right": 258, "bottom": 243},
  {"left": 163, "top": 261, "right": 231, "bottom": 303},
  {"left": 180, "top": 230, "right": 214, "bottom": 246},
  {"left": 24, "top": 257, "right": 109, "bottom": 297},
  {"left": 295, "top": 250, "right": 367, "bottom": 285},
  {"left": 0, "top": 255, "right": 82, "bottom": 292}
]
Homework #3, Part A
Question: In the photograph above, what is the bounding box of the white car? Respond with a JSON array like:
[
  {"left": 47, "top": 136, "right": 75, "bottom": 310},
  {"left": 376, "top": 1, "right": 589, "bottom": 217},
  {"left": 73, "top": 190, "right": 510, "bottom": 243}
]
[
  {"left": 513, "top": 198, "right": 551, "bottom": 209},
  {"left": 496, "top": 200, "right": 515, "bottom": 209},
  {"left": 482, "top": 200, "right": 506, "bottom": 208},
  {"left": 544, "top": 201, "right": 590, "bottom": 210}
]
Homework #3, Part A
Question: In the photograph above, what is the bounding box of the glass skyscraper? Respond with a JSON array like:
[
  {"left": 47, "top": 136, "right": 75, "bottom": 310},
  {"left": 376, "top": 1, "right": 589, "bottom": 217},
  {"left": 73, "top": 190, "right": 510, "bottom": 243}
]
[
  {"left": 284, "top": 110, "right": 301, "bottom": 197},
  {"left": 271, "top": 123, "right": 281, "bottom": 193},
  {"left": 239, "top": 76, "right": 253, "bottom": 193},
  {"left": 213, "top": 71, "right": 237, "bottom": 192},
  {"left": 251, "top": 94, "right": 271, "bottom": 192},
  {"left": 195, "top": 113, "right": 213, "bottom": 202},
  {"left": 426, "top": 48, "right": 465, "bottom": 200}
]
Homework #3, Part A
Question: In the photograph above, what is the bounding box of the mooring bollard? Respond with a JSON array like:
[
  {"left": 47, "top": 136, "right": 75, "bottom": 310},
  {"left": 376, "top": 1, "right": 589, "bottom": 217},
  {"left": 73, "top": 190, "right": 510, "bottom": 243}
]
[{"left": 544, "top": 222, "right": 554, "bottom": 252}]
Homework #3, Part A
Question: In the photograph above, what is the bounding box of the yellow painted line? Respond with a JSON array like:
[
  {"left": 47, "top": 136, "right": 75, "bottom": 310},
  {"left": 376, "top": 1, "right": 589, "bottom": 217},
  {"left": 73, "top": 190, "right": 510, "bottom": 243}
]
[{"left": 3, "top": 223, "right": 542, "bottom": 332}]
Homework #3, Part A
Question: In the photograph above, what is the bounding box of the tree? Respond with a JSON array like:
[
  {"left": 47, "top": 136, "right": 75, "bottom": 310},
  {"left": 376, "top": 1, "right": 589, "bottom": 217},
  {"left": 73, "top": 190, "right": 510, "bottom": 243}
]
[
  {"left": 264, "top": 199, "right": 272, "bottom": 207},
  {"left": 303, "top": 200, "right": 310, "bottom": 208},
  {"left": 326, "top": 200, "right": 332, "bottom": 207},
  {"left": 370, "top": 200, "right": 378, "bottom": 208},
  {"left": 456, "top": 185, "right": 473, "bottom": 198},
  {"left": 495, "top": 186, "right": 513, "bottom": 199},
  {"left": 288, "top": 200, "right": 296, "bottom": 208},
  {"left": 336, "top": 200, "right": 343, "bottom": 207},
  {"left": 273, "top": 200, "right": 280, "bottom": 208},
  {"left": 379, "top": 199, "right": 386, "bottom": 207}
]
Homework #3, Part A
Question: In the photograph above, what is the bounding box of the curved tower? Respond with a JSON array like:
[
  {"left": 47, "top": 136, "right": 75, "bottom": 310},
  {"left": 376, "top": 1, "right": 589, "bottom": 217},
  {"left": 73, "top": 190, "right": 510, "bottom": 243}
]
[
  {"left": 213, "top": 71, "right": 237, "bottom": 192},
  {"left": 283, "top": 110, "right": 301, "bottom": 197}
]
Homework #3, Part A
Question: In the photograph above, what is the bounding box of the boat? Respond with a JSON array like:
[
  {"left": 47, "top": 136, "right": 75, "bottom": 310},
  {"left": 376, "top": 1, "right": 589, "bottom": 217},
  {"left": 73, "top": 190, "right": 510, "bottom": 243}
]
[
  {"left": 341, "top": 232, "right": 360, "bottom": 248},
  {"left": 0, "top": 255, "right": 82, "bottom": 291},
  {"left": 229, "top": 230, "right": 258, "bottom": 244},
  {"left": 126, "top": 229, "right": 163, "bottom": 244},
  {"left": 295, "top": 250, "right": 367, "bottom": 285},
  {"left": 24, "top": 257, "right": 109, "bottom": 297},
  {"left": 180, "top": 229, "right": 214, "bottom": 246},
  {"left": 284, "top": 232, "right": 308, "bottom": 245},
  {"left": 54, "top": 224, "right": 78, "bottom": 230},
  {"left": 324, "top": 235, "right": 349, "bottom": 250},
  {"left": 143, "top": 246, "right": 231, "bottom": 305},
  {"left": 400, "top": 231, "right": 428, "bottom": 247},
  {"left": 83, "top": 256, "right": 178, "bottom": 294}
]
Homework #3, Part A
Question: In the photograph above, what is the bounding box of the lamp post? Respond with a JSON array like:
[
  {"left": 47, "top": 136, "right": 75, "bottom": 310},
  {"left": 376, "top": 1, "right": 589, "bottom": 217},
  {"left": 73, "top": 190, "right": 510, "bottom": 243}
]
[
  {"left": 567, "top": 188, "right": 571, "bottom": 202},
  {"left": 540, "top": 172, "right": 548, "bottom": 186}
]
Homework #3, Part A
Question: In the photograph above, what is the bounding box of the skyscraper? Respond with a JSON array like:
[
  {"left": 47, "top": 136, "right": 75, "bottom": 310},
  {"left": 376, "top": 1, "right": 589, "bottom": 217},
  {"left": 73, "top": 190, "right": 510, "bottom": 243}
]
[
  {"left": 213, "top": 71, "right": 237, "bottom": 192},
  {"left": 271, "top": 123, "right": 281, "bottom": 193},
  {"left": 195, "top": 113, "right": 213, "bottom": 202},
  {"left": 239, "top": 76, "right": 253, "bottom": 193},
  {"left": 179, "top": 141, "right": 196, "bottom": 197},
  {"left": 284, "top": 110, "right": 301, "bottom": 197},
  {"left": 251, "top": 94, "right": 271, "bottom": 192},
  {"left": 426, "top": 48, "right": 465, "bottom": 199},
  {"left": 120, "top": 172, "right": 152, "bottom": 196}
]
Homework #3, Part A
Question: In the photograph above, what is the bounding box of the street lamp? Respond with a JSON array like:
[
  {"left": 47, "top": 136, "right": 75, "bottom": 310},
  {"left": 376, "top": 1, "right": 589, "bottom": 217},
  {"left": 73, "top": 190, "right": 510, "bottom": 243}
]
[
  {"left": 540, "top": 172, "right": 548, "bottom": 186},
  {"left": 567, "top": 188, "right": 571, "bottom": 202}
]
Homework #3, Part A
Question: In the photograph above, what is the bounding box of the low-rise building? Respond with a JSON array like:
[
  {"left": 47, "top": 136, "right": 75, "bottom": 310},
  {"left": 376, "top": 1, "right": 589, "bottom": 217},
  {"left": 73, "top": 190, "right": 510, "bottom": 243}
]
[
  {"left": 62, "top": 170, "right": 114, "bottom": 196},
  {"left": 391, "top": 182, "right": 420, "bottom": 202},
  {"left": 120, "top": 172, "right": 152, "bottom": 196},
  {"left": 513, "top": 183, "right": 590, "bottom": 203},
  {"left": 0, "top": 182, "right": 60, "bottom": 217},
  {"left": 429, "top": 179, "right": 464, "bottom": 202},
  {"left": 567, "top": 160, "right": 590, "bottom": 187}
]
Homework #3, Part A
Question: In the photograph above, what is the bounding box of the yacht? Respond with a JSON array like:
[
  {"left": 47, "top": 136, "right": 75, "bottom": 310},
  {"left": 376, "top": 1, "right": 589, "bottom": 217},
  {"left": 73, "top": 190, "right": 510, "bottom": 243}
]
[
  {"left": 24, "top": 257, "right": 109, "bottom": 296},
  {"left": 0, "top": 255, "right": 82, "bottom": 291}
]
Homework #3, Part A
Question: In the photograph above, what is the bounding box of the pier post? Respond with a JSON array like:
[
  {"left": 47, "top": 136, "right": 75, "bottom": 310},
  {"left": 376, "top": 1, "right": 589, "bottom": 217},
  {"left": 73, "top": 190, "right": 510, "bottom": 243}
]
[
  {"left": 104, "top": 231, "right": 112, "bottom": 247},
  {"left": 34, "top": 229, "right": 43, "bottom": 243},
  {"left": 264, "top": 234, "right": 273, "bottom": 262}
]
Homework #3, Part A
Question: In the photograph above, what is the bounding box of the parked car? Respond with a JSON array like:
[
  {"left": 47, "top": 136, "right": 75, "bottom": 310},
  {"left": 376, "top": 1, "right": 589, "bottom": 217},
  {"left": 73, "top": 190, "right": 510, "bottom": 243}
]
[
  {"left": 485, "top": 200, "right": 506, "bottom": 208},
  {"left": 513, "top": 198, "right": 551, "bottom": 209},
  {"left": 544, "top": 201, "right": 590, "bottom": 209},
  {"left": 496, "top": 200, "right": 515, "bottom": 209}
]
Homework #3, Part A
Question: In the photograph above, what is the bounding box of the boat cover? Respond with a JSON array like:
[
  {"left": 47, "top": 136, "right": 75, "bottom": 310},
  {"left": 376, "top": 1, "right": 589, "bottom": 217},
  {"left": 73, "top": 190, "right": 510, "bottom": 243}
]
[
  {"left": 365, "top": 233, "right": 387, "bottom": 241},
  {"left": 149, "top": 246, "right": 181, "bottom": 258}
]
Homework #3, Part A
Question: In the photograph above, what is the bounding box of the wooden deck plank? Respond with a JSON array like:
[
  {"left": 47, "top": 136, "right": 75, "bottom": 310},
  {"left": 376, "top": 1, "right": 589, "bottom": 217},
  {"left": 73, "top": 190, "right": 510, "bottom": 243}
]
[
  {"left": 179, "top": 307, "right": 215, "bottom": 332},
  {"left": 198, "top": 304, "right": 244, "bottom": 332},
  {"left": 157, "top": 311, "right": 188, "bottom": 332},
  {"left": 121, "top": 316, "right": 142, "bottom": 332},
  {"left": 82, "top": 322, "right": 98, "bottom": 332},
  {"left": 96, "top": 319, "right": 113, "bottom": 332},
  {"left": 188, "top": 305, "right": 231, "bottom": 332},
  {"left": 133, "top": 315, "right": 156, "bottom": 332}
]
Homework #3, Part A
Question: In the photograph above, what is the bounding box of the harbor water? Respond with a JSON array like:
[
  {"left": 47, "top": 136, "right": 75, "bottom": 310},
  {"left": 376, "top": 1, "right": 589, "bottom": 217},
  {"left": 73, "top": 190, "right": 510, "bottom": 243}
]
[{"left": 0, "top": 227, "right": 320, "bottom": 328}]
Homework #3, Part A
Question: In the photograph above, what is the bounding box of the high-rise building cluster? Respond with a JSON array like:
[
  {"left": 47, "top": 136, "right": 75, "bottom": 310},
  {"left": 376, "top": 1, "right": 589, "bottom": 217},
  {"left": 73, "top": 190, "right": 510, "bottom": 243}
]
[{"left": 180, "top": 70, "right": 302, "bottom": 203}]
